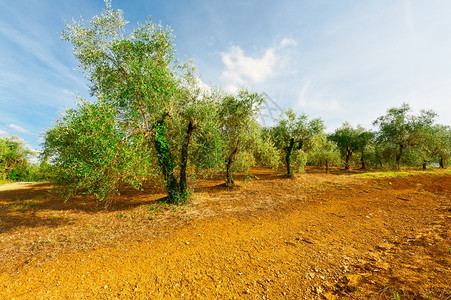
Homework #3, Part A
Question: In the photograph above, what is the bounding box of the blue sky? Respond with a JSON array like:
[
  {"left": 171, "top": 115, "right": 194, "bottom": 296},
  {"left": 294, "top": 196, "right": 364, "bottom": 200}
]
[{"left": 1, "top": 0, "right": 451, "bottom": 151}]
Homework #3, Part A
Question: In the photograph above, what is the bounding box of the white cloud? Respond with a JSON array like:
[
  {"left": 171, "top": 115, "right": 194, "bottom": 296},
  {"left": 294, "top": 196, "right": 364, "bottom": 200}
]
[
  {"left": 221, "top": 46, "right": 277, "bottom": 91},
  {"left": 195, "top": 77, "right": 213, "bottom": 96},
  {"left": 8, "top": 124, "right": 30, "bottom": 134},
  {"left": 62, "top": 88, "right": 75, "bottom": 96},
  {"left": 220, "top": 38, "right": 297, "bottom": 92},
  {"left": 0, "top": 129, "right": 9, "bottom": 136},
  {"left": 280, "top": 38, "right": 297, "bottom": 48}
]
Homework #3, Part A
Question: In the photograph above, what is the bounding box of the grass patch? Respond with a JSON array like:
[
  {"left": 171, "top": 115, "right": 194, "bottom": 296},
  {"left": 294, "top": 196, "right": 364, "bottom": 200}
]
[
  {"left": 9, "top": 201, "right": 39, "bottom": 211},
  {"left": 390, "top": 289, "right": 401, "bottom": 300},
  {"left": 354, "top": 168, "right": 451, "bottom": 179},
  {"left": 0, "top": 180, "right": 12, "bottom": 186}
]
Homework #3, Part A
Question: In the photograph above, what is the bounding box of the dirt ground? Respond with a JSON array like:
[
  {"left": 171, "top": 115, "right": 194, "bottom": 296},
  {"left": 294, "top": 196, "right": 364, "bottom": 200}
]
[{"left": 0, "top": 167, "right": 450, "bottom": 299}]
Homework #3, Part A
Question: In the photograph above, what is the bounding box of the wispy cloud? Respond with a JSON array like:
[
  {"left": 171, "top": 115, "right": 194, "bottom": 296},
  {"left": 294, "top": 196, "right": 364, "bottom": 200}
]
[
  {"left": 0, "top": 129, "right": 9, "bottom": 136},
  {"left": 0, "top": 20, "right": 83, "bottom": 86},
  {"left": 195, "top": 77, "right": 213, "bottom": 96},
  {"left": 280, "top": 38, "right": 297, "bottom": 48},
  {"left": 220, "top": 39, "right": 297, "bottom": 92},
  {"left": 295, "top": 79, "right": 344, "bottom": 123},
  {"left": 9, "top": 124, "right": 30, "bottom": 134}
]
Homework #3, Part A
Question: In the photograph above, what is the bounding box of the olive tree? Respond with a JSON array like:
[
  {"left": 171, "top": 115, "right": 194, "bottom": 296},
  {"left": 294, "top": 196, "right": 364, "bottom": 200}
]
[
  {"left": 45, "top": 2, "right": 215, "bottom": 204},
  {"left": 308, "top": 134, "right": 341, "bottom": 173},
  {"left": 0, "top": 137, "right": 32, "bottom": 181},
  {"left": 373, "top": 103, "right": 437, "bottom": 170},
  {"left": 355, "top": 128, "right": 375, "bottom": 169},
  {"left": 271, "top": 109, "right": 325, "bottom": 177},
  {"left": 416, "top": 124, "right": 451, "bottom": 170},
  {"left": 328, "top": 122, "right": 361, "bottom": 170},
  {"left": 219, "top": 90, "right": 264, "bottom": 187},
  {"left": 434, "top": 125, "right": 451, "bottom": 168},
  {"left": 43, "top": 100, "right": 153, "bottom": 201}
]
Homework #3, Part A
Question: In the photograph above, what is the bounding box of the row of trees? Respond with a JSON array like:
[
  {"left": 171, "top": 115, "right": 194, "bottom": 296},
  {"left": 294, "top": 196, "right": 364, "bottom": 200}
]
[
  {"left": 0, "top": 136, "right": 30, "bottom": 181},
  {"left": 0, "top": 136, "right": 52, "bottom": 182},
  {"left": 20, "top": 2, "right": 450, "bottom": 204}
]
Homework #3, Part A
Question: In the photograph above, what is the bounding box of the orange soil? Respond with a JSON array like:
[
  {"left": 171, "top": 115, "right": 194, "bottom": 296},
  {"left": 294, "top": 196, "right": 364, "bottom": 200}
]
[{"left": 0, "top": 167, "right": 450, "bottom": 299}]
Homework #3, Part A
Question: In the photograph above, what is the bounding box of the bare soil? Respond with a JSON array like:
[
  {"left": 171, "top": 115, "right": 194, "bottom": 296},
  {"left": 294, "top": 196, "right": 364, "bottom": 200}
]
[{"left": 0, "top": 167, "right": 450, "bottom": 299}]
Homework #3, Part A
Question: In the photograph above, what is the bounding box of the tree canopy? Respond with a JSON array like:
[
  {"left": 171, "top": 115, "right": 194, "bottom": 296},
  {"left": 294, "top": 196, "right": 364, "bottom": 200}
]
[
  {"left": 373, "top": 103, "right": 437, "bottom": 170},
  {"left": 39, "top": 2, "right": 451, "bottom": 206},
  {"left": 0, "top": 137, "right": 32, "bottom": 181},
  {"left": 270, "top": 109, "right": 325, "bottom": 177}
]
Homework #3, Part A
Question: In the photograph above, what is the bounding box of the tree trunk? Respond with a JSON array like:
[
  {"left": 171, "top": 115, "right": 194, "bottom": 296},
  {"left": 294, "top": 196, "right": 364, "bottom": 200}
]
[
  {"left": 153, "top": 120, "right": 181, "bottom": 204},
  {"left": 325, "top": 160, "right": 329, "bottom": 173},
  {"left": 226, "top": 145, "right": 239, "bottom": 187},
  {"left": 439, "top": 157, "right": 445, "bottom": 169},
  {"left": 396, "top": 144, "right": 405, "bottom": 170},
  {"left": 344, "top": 148, "right": 352, "bottom": 170},
  {"left": 422, "top": 161, "right": 427, "bottom": 171},
  {"left": 285, "top": 138, "right": 295, "bottom": 177},
  {"left": 360, "top": 153, "right": 366, "bottom": 169},
  {"left": 179, "top": 120, "right": 196, "bottom": 198}
]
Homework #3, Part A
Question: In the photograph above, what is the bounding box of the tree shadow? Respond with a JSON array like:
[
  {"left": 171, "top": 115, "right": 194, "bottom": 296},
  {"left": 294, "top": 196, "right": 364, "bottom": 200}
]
[{"left": 0, "top": 182, "right": 167, "bottom": 234}]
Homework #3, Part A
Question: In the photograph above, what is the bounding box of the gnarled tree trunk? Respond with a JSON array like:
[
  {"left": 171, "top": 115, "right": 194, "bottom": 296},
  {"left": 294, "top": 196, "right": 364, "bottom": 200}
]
[
  {"left": 344, "top": 147, "right": 352, "bottom": 170},
  {"left": 179, "top": 120, "right": 197, "bottom": 198},
  {"left": 360, "top": 154, "right": 366, "bottom": 169},
  {"left": 285, "top": 138, "right": 295, "bottom": 177},
  {"left": 226, "top": 145, "right": 239, "bottom": 187},
  {"left": 153, "top": 119, "right": 181, "bottom": 204},
  {"left": 396, "top": 144, "right": 406, "bottom": 170},
  {"left": 439, "top": 157, "right": 445, "bottom": 169}
]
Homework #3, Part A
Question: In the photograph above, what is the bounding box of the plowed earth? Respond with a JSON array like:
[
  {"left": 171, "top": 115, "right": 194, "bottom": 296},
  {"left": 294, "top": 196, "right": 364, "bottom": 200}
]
[{"left": 0, "top": 167, "right": 450, "bottom": 299}]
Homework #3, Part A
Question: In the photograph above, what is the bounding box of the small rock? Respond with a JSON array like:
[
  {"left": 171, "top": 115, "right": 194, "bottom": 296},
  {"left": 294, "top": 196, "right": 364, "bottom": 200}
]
[{"left": 185, "top": 241, "right": 190, "bottom": 245}]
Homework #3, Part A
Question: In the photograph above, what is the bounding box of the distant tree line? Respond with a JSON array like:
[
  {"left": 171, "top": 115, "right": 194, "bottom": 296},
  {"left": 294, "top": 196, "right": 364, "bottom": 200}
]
[
  {"left": 0, "top": 136, "right": 52, "bottom": 182},
  {"left": 3, "top": 2, "right": 449, "bottom": 205}
]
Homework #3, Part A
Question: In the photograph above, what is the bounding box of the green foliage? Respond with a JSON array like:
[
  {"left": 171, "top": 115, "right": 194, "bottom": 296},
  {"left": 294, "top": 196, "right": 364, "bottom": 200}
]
[
  {"left": 43, "top": 100, "right": 154, "bottom": 202},
  {"left": 416, "top": 124, "right": 451, "bottom": 169},
  {"left": 355, "top": 128, "right": 375, "bottom": 169},
  {"left": 373, "top": 103, "right": 437, "bottom": 169},
  {"left": 308, "top": 134, "right": 342, "bottom": 173},
  {"left": 5, "top": 156, "right": 54, "bottom": 182},
  {"left": 42, "top": 0, "right": 451, "bottom": 205},
  {"left": 219, "top": 89, "right": 264, "bottom": 186},
  {"left": 0, "top": 136, "right": 33, "bottom": 181},
  {"left": 177, "top": 77, "right": 225, "bottom": 176},
  {"left": 293, "top": 150, "right": 308, "bottom": 173},
  {"left": 329, "top": 122, "right": 361, "bottom": 169},
  {"left": 270, "top": 109, "right": 325, "bottom": 176},
  {"left": 52, "top": 2, "right": 222, "bottom": 204},
  {"left": 253, "top": 129, "right": 281, "bottom": 170}
]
